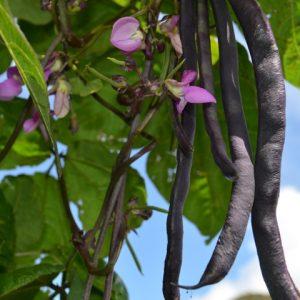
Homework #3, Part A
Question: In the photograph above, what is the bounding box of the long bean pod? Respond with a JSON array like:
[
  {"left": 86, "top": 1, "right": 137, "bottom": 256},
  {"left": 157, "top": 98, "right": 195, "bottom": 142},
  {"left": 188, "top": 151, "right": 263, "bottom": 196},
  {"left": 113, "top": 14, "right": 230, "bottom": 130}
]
[
  {"left": 228, "top": 0, "right": 299, "bottom": 298},
  {"left": 178, "top": 0, "right": 255, "bottom": 289},
  {"left": 162, "top": 1, "right": 197, "bottom": 299},
  {"left": 197, "top": 0, "right": 236, "bottom": 180}
]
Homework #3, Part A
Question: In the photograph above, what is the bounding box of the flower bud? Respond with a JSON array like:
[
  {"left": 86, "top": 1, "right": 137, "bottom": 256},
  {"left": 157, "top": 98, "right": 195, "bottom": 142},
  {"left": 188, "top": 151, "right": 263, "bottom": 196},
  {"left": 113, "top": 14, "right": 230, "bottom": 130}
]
[{"left": 54, "top": 78, "right": 71, "bottom": 118}]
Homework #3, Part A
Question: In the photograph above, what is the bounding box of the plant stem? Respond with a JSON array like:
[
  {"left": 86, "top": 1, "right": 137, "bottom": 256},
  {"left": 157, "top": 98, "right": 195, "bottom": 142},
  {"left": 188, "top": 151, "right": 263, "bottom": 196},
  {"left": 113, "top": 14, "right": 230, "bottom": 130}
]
[
  {"left": 0, "top": 99, "right": 32, "bottom": 164},
  {"left": 85, "top": 66, "right": 125, "bottom": 89},
  {"left": 103, "top": 178, "right": 126, "bottom": 300},
  {"left": 56, "top": 0, "right": 84, "bottom": 47}
]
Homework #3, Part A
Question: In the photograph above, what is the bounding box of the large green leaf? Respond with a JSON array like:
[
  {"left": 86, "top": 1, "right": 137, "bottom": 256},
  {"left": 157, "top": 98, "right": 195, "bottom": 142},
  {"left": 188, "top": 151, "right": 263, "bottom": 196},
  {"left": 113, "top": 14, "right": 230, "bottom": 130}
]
[
  {"left": 0, "top": 264, "right": 62, "bottom": 298},
  {"left": 64, "top": 140, "right": 147, "bottom": 231},
  {"left": 0, "top": 174, "right": 72, "bottom": 266}
]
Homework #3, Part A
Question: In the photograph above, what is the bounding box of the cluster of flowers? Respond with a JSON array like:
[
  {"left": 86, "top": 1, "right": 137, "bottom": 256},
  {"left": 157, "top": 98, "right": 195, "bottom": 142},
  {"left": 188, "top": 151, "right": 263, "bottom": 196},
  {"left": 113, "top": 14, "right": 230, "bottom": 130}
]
[
  {"left": 110, "top": 15, "right": 215, "bottom": 112},
  {"left": 0, "top": 55, "right": 70, "bottom": 132},
  {"left": 0, "top": 13, "right": 215, "bottom": 134}
]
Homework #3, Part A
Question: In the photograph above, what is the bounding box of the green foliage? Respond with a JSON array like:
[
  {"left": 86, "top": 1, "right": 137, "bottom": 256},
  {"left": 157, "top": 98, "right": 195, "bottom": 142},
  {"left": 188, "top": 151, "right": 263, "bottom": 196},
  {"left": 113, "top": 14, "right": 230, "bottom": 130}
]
[
  {"left": 0, "top": 0, "right": 295, "bottom": 298},
  {"left": 0, "top": 264, "right": 62, "bottom": 298},
  {"left": 258, "top": 0, "right": 300, "bottom": 87},
  {"left": 0, "top": 100, "right": 50, "bottom": 169},
  {"left": 8, "top": 0, "right": 52, "bottom": 25}
]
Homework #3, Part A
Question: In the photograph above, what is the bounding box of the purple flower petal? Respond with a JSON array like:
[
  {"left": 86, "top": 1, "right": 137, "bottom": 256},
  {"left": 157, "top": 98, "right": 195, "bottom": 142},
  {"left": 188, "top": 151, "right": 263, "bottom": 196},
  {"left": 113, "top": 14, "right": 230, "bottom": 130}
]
[
  {"left": 176, "top": 98, "right": 188, "bottom": 114},
  {"left": 110, "top": 17, "right": 142, "bottom": 53},
  {"left": 7, "top": 66, "right": 19, "bottom": 79},
  {"left": 181, "top": 70, "right": 197, "bottom": 85},
  {"left": 0, "top": 78, "right": 22, "bottom": 101},
  {"left": 44, "top": 67, "right": 52, "bottom": 81},
  {"left": 183, "top": 86, "right": 216, "bottom": 104},
  {"left": 54, "top": 91, "right": 70, "bottom": 118},
  {"left": 23, "top": 111, "right": 41, "bottom": 133}
]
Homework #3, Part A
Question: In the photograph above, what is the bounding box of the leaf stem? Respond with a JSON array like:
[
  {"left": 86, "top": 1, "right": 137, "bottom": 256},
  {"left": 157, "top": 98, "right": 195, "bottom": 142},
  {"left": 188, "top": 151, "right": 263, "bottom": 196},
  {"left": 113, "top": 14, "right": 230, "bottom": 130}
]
[{"left": 85, "top": 66, "right": 125, "bottom": 89}]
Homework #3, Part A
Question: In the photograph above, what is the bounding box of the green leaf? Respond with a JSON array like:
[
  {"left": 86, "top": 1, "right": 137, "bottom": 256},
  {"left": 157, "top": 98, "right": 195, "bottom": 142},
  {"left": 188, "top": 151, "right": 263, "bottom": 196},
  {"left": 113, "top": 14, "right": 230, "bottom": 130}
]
[
  {"left": 0, "top": 100, "right": 50, "bottom": 169},
  {"left": 0, "top": 44, "right": 10, "bottom": 73},
  {"left": 69, "top": 77, "right": 103, "bottom": 97},
  {"left": 18, "top": 20, "right": 56, "bottom": 55},
  {"left": 8, "top": 0, "right": 52, "bottom": 25},
  {"left": 53, "top": 94, "right": 126, "bottom": 145},
  {"left": 67, "top": 269, "right": 128, "bottom": 300},
  {"left": 258, "top": 0, "right": 300, "bottom": 87},
  {"left": 0, "top": 2, "right": 58, "bottom": 166},
  {"left": 0, "top": 174, "right": 72, "bottom": 266},
  {"left": 0, "top": 264, "right": 62, "bottom": 298},
  {"left": 64, "top": 140, "right": 147, "bottom": 231},
  {"left": 0, "top": 191, "right": 14, "bottom": 272},
  {"left": 1, "top": 289, "right": 50, "bottom": 300}
]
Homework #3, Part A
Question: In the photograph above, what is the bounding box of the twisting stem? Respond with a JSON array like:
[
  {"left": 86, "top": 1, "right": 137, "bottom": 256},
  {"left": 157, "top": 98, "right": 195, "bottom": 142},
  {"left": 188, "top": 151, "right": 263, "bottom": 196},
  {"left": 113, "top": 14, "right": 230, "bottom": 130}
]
[
  {"left": 82, "top": 114, "right": 141, "bottom": 300},
  {"left": 163, "top": 1, "right": 197, "bottom": 299},
  {"left": 197, "top": 0, "right": 235, "bottom": 180}
]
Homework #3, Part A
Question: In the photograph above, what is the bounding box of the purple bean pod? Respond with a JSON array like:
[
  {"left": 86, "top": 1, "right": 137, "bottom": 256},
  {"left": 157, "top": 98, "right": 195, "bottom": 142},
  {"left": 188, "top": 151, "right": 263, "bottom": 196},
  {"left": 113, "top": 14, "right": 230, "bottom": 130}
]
[
  {"left": 228, "top": 0, "right": 299, "bottom": 298},
  {"left": 178, "top": 0, "right": 255, "bottom": 289},
  {"left": 162, "top": 1, "right": 197, "bottom": 299}
]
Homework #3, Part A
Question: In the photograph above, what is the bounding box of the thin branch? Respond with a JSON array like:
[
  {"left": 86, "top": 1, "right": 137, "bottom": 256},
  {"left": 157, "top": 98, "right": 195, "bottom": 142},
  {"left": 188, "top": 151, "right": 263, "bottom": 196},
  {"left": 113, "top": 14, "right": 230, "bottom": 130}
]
[
  {"left": 56, "top": 0, "right": 84, "bottom": 47},
  {"left": 122, "top": 139, "right": 156, "bottom": 167},
  {"left": 0, "top": 99, "right": 32, "bottom": 164},
  {"left": 42, "top": 32, "right": 63, "bottom": 68},
  {"left": 103, "top": 178, "right": 126, "bottom": 300}
]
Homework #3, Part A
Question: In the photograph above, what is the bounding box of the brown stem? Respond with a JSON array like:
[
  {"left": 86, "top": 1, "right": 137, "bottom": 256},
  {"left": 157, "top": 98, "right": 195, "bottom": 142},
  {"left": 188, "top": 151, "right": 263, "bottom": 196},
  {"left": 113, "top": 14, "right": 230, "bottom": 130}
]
[
  {"left": 0, "top": 99, "right": 32, "bottom": 164},
  {"left": 103, "top": 178, "right": 126, "bottom": 300},
  {"left": 56, "top": 0, "right": 85, "bottom": 47}
]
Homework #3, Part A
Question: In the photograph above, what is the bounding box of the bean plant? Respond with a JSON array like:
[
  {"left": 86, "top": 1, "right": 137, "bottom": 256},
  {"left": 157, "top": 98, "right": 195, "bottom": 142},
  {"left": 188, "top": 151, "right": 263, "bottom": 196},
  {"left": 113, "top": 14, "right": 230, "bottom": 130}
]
[{"left": 0, "top": 0, "right": 299, "bottom": 299}]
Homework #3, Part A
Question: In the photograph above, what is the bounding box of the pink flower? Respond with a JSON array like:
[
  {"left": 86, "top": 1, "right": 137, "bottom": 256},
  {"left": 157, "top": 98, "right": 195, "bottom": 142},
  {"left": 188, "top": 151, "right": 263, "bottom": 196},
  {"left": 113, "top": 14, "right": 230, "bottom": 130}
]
[
  {"left": 160, "top": 15, "right": 182, "bottom": 56},
  {"left": 0, "top": 67, "right": 23, "bottom": 101},
  {"left": 110, "top": 17, "right": 144, "bottom": 53},
  {"left": 165, "top": 70, "right": 216, "bottom": 113},
  {"left": 54, "top": 78, "right": 71, "bottom": 118},
  {"left": 23, "top": 110, "right": 41, "bottom": 133}
]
